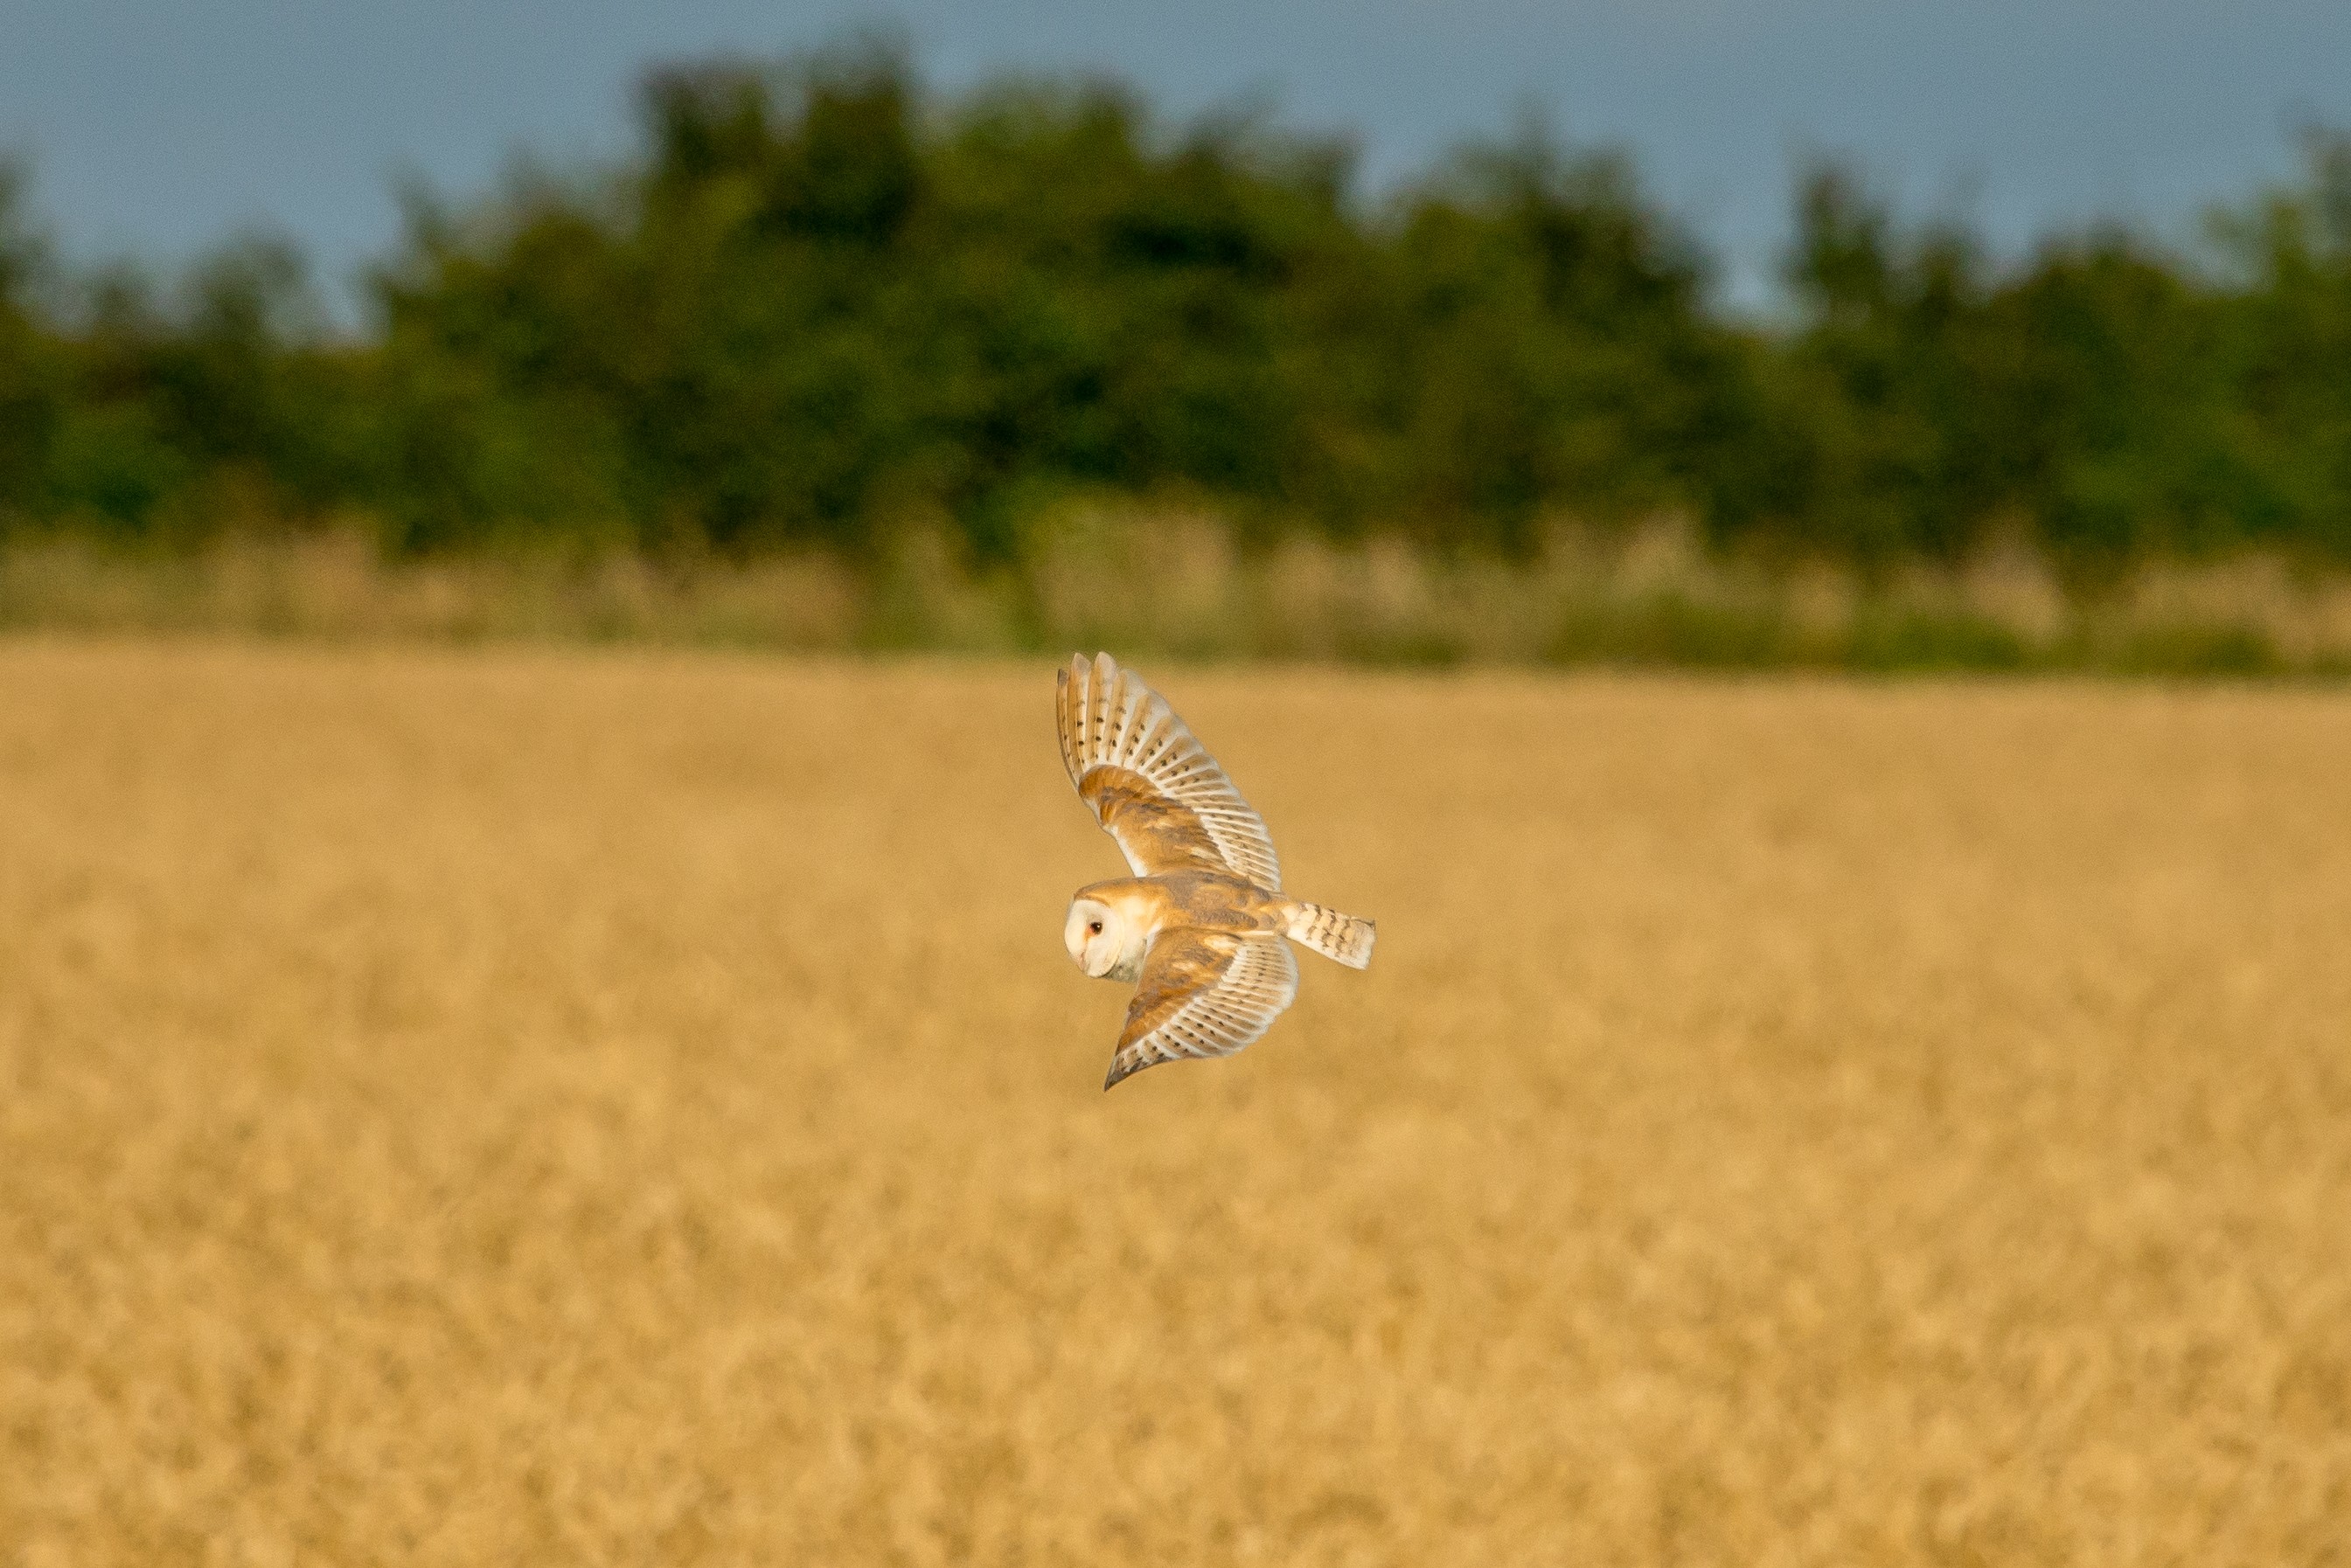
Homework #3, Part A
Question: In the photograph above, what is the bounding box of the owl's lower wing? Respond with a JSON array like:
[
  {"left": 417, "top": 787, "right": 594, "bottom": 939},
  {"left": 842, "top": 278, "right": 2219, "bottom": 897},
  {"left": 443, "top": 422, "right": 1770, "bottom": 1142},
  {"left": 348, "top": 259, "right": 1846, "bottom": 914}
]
[
  {"left": 1105, "top": 930, "right": 1299, "bottom": 1090},
  {"left": 1058, "top": 652, "right": 1283, "bottom": 891}
]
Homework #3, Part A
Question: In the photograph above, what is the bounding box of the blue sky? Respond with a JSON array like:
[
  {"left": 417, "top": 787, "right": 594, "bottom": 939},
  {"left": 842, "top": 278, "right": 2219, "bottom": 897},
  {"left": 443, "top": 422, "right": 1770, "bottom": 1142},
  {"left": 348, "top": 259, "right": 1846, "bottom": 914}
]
[{"left": 3, "top": 0, "right": 2348, "bottom": 317}]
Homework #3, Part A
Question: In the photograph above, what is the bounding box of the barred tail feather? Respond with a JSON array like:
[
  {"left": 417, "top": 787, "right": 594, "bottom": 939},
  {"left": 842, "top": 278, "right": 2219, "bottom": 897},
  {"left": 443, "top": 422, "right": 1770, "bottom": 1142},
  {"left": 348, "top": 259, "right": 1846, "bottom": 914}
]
[{"left": 1284, "top": 901, "right": 1375, "bottom": 969}]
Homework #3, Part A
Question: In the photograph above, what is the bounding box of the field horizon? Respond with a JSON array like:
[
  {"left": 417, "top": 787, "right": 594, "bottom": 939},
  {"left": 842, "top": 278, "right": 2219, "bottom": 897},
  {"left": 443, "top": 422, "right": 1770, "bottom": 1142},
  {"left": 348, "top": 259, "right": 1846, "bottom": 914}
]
[
  {"left": 3, "top": 639, "right": 2347, "bottom": 1564},
  {"left": 10, "top": 522, "right": 2351, "bottom": 677}
]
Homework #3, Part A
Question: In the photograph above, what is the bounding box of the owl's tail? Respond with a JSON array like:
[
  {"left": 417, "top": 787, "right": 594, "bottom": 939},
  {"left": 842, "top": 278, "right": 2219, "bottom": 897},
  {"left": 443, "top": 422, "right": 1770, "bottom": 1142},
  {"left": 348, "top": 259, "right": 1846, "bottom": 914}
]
[{"left": 1283, "top": 901, "right": 1376, "bottom": 969}]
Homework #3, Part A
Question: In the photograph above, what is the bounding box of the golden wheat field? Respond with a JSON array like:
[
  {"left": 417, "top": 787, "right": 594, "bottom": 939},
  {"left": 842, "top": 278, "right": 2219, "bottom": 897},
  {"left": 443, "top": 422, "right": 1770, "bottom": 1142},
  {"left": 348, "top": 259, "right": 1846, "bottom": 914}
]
[{"left": 3, "top": 640, "right": 2348, "bottom": 1565}]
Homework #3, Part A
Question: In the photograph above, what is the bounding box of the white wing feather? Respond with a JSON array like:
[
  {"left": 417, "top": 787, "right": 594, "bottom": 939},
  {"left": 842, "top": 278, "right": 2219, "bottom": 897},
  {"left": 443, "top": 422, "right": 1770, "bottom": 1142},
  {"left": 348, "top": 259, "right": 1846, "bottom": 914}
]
[
  {"left": 1058, "top": 652, "right": 1283, "bottom": 891},
  {"left": 1106, "top": 933, "right": 1298, "bottom": 1088}
]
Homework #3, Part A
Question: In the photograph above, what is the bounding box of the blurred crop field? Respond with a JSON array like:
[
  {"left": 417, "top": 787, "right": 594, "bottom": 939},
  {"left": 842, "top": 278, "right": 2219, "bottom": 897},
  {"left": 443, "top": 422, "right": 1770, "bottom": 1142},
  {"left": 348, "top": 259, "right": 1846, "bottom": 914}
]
[{"left": 3, "top": 639, "right": 2349, "bottom": 1566}]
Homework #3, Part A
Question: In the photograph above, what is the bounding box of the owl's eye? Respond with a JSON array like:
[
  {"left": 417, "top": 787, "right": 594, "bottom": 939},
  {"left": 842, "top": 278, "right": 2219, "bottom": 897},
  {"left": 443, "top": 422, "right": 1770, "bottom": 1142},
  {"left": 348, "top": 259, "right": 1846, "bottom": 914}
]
[{"left": 1089, "top": 921, "right": 1103, "bottom": 934}]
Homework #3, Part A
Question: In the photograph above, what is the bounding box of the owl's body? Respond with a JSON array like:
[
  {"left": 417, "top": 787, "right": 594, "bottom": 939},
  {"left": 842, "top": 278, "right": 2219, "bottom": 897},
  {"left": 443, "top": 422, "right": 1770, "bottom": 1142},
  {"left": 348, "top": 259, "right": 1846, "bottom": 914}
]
[
  {"left": 1068, "top": 872, "right": 1284, "bottom": 982},
  {"left": 1057, "top": 653, "right": 1374, "bottom": 1088}
]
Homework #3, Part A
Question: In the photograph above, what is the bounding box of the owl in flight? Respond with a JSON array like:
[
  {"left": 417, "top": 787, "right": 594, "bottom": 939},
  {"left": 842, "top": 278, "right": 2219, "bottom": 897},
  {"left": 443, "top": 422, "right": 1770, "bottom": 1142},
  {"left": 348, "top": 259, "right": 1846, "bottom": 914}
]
[{"left": 1058, "top": 653, "right": 1375, "bottom": 1089}]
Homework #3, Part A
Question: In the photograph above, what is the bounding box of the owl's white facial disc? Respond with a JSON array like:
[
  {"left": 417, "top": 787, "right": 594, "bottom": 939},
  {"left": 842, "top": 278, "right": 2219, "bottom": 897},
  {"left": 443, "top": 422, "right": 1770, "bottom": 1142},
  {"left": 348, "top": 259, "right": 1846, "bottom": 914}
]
[{"left": 1065, "top": 898, "right": 1123, "bottom": 978}]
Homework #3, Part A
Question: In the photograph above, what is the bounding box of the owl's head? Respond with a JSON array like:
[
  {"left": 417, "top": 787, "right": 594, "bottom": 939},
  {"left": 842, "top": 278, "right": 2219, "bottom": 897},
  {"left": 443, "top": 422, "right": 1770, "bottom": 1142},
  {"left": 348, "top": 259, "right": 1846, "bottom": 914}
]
[{"left": 1065, "top": 897, "right": 1143, "bottom": 981}]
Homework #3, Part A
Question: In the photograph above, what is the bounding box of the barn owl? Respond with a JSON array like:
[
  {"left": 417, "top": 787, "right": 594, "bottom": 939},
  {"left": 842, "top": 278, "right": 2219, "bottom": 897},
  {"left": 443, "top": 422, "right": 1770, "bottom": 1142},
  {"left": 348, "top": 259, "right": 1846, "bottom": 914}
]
[{"left": 1058, "top": 652, "right": 1374, "bottom": 1089}]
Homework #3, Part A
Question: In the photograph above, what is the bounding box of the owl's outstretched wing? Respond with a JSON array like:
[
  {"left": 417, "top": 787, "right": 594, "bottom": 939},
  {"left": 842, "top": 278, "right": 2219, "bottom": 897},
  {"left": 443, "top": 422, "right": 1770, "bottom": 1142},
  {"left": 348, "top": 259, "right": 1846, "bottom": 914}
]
[
  {"left": 1104, "top": 930, "right": 1298, "bottom": 1090},
  {"left": 1057, "top": 652, "right": 1283, "bottom": 891}
]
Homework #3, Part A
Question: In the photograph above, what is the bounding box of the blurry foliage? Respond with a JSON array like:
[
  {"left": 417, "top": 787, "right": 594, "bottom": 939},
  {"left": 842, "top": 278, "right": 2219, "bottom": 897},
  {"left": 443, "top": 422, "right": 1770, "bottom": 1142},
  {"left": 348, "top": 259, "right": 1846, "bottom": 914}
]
[{"left": 2, "top": 51, "right": 2350, "bottom": 581}]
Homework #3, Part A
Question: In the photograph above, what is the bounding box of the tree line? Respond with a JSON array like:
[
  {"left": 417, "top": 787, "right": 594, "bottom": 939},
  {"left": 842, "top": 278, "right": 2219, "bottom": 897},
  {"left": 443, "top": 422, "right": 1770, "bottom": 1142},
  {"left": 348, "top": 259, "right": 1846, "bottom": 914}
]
[{"left": 2, "top": 45, "right": 2348, "bottom": 575}]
